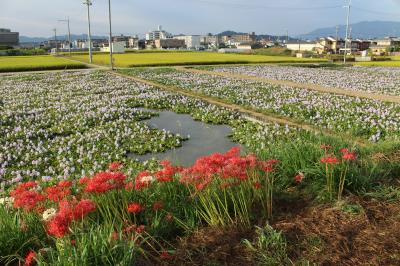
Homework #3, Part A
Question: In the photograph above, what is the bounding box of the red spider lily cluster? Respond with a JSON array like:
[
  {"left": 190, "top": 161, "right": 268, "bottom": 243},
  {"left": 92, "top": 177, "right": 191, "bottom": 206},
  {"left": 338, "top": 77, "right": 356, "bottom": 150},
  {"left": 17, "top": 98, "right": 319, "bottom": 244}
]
[
  {"left": 179, "top": 147, "right": 278, "bottom": 191},
  {"left": 340, "top": 148, "right": 357, "bottom": 161},
  {"left": 319, "top": 144, "right": 358, "bottom": 200},
  {"left": 6, "top": 148, "right": 282, "bottom": 264},
  {"left": 24, "top": 250, "right": 36, "bottom": 266},
  {"left": 320, "top": 145, "right": 357, "bottom": 164},
  {"left": 11, "top": 181, "right": 46, "bottom": 211},
  {"left": 82, "top": 171, "right": 127, "bottom": 193},
  {"left": 8, "top": 178, "right": 96, "bottom": 238},
  {"left": 108, "top": 161, "right": 123, "bottom": 171},
  {"left": 45, "top": 181, "right": 72, "bottom": 202},
  {"left": 127, "top": 202, "right": 145, "bottom": 214},
  {"left": 47, "top": 198, "right": 96, "bottom": 237}
]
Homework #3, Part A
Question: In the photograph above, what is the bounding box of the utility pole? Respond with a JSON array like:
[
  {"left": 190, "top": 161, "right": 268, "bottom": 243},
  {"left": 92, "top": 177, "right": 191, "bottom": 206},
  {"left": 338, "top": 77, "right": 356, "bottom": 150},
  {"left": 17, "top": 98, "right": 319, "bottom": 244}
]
[
  {"left": 83, "top": 0, "right": 93, "bottom": 64},
  {"left": 108, "top": 0, "right": 114, "bottom": 70},
  {"left": 286, "top": 30, "right": 289, "bottom": 44},
  {"left": 335, "top": 25, "right": 339, "bottom": 40},
  {"left": 53, "top": 28, "right": 58, "bottom": 55},
  {"left": 58, "top": 17, "right": 71, "bottom": 56},
  {"left": 344, "top": 0, "right": 352, "bottom": 64}
]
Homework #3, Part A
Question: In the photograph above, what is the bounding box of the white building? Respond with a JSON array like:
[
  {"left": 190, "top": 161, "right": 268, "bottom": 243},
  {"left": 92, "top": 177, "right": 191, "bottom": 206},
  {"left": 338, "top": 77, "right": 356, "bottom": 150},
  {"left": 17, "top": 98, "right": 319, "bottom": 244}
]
[
  {"left": 286, "top": 41, "right": 317, "bottom": 52},
  {"left": 100, "top": 41, "right": 125, "bottom": 53},
  {"left": 174, "top": 35, "right": 201, "bottom": 49},
  {"left": 146, "top": 25, "right": 173, "bottom": 41}
]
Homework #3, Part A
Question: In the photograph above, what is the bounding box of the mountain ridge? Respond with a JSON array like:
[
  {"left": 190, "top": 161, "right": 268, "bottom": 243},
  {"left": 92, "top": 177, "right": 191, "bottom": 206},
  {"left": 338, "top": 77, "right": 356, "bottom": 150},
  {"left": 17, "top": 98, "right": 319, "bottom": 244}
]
[{"left": 298, "top": 21, "right": 400, "bottom": 39}]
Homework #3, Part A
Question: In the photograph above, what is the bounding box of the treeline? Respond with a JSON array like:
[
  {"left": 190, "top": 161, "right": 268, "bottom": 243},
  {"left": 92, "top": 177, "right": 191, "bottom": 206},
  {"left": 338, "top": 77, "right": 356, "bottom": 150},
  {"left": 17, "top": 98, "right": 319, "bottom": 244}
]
[{"left": 0, "top": 46, "right": 48, "bottom": 56}]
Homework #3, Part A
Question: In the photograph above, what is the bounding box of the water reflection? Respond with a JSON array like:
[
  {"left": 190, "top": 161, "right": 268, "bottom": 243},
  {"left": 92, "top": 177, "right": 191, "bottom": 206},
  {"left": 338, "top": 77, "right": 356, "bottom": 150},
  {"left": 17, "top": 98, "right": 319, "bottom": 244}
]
[{"left": 129, "top": 109, "right": 242, "bottom": 166}]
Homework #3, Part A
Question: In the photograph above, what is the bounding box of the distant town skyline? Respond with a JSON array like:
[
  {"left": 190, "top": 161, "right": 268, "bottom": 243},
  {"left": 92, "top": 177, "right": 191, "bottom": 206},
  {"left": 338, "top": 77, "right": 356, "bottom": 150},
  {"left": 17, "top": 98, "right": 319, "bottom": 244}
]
[{"left": 1, "top": 0, "right": 400, "bottom": 37}]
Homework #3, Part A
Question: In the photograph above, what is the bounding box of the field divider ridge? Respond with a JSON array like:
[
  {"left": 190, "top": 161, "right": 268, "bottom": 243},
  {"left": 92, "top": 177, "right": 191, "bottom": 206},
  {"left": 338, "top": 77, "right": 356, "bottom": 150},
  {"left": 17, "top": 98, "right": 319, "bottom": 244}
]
[
  {"left": 175, "top": 66, "right": 400, "bottom": 104},
  {"left": 110, "top": 70, "right": 368, "bottom": 147}
]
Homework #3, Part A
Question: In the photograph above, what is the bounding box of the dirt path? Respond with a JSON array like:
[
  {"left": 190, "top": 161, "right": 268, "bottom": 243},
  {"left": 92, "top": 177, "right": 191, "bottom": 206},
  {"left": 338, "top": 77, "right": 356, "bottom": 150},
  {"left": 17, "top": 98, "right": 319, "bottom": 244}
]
[
  {"left": 175, "top": 66, "right": 400, "bottom": 104},
  {"left": 111, "top": 71, "right": 368, "bottom": 147}
]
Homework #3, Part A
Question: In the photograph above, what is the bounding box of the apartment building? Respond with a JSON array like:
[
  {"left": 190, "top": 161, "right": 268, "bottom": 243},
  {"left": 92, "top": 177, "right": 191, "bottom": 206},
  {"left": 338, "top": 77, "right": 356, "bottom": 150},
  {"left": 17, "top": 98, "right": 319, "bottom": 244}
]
[
  {"left": 146, "top": 25, "right": 173, "bottom": 41},
  {"left": 174, "top": 35, "right": 201, "bottom": 49}
]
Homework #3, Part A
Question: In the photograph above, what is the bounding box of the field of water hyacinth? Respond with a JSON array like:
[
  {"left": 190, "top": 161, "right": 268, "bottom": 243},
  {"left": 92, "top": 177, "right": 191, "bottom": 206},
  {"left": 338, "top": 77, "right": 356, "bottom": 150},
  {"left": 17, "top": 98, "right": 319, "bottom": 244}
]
[
  {"left": 120, "top": 67, "right": 400, "bottom": 142},
  {"left": 1, "top": 69, "right": 400, "bottom": 265},
  {"left": 209, "top": 65, "right": 400, "bottom": 96}
]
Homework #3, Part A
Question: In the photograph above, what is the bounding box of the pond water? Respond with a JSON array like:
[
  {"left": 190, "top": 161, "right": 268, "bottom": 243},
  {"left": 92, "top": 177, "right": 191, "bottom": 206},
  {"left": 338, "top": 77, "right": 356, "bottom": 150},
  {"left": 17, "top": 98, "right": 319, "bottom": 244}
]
[{"left": 130, "top": 109, "right": 242, "bottom": 166}]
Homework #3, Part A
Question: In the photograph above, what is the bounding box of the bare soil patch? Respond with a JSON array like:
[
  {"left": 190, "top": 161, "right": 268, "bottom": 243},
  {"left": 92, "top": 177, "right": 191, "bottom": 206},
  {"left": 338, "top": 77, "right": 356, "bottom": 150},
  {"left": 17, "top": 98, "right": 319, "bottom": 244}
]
[{"left": 275, "top": 198, "right": 400, "bottom": 265}]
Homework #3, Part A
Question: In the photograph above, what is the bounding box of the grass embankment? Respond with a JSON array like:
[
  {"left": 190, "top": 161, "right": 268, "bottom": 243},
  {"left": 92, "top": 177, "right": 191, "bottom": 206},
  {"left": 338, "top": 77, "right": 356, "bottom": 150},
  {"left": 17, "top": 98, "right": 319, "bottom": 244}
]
[
  {"left": 70, "top": 51, "right": 326, "bottom": 67},
  {"left": 0, "top": 55, "right": 86, "bottom": 72}
]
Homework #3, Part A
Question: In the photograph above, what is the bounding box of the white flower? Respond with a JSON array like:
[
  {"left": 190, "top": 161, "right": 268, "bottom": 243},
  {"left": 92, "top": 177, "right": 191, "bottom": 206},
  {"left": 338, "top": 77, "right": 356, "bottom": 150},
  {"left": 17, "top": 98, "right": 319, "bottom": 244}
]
[
  {"left": 140, "top": 175, "right": 155, "bottom": 184},
  {"left": 42, "top": 208, "right": 57, "bottom": 222},
  {"left": 0, "top": 197, "right": 14, "bottom": 208}
]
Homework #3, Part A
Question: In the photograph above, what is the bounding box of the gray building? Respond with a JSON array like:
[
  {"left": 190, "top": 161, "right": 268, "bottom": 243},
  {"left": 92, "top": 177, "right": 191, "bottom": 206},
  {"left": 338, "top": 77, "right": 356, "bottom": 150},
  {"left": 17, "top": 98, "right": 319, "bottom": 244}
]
[{"left": 0, "top": 28, "right": 19, "bottom": 47}]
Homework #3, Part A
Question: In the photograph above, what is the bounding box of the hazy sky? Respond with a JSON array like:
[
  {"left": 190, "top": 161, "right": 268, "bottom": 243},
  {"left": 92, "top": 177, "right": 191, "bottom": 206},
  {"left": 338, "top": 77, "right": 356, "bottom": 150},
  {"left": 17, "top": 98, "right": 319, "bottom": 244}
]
[{"left": 1, "top": 0, "right": 400, "bottom": 37}]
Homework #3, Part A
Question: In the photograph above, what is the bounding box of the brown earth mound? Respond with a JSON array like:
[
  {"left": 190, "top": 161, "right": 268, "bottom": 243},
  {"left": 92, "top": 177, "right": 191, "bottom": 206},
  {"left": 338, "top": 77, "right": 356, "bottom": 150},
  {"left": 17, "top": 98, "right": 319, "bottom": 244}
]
[
  {"left": 165, "top": 197, "right": 399, "bottom": 266},
  {"left": 169, "top": 227, "right": 254, "bottom": 266},
  {"left": 275, "top": 198, "right": 400, "bottom": 266}
]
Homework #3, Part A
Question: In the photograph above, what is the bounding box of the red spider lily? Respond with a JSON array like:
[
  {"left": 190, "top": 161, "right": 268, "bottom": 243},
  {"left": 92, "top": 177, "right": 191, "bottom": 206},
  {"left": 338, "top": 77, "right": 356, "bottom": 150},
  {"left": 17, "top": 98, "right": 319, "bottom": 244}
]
[
  {"left": 180, "top": 147, "right": 277, "bottom": 192},
  {"left": 72, "top": 199, "right": 96, "bottom": 219},
  {"left": 320, "top": 155, "right": 339, "bottom": 164},
  {"left": 123, "top": 224, "right": 145, "bottom": 234},
  {"left": 165, "top": 212, "right": 174, "bottom": 222},
  {"left": 135, "top": 225, "right": 145, "bottom": 234},
  {"left": 125, "top": 181, "right": 133, "bottom": 191},
  {"left": 84, "top": 171, "right": 126, "bottom": 193},
  {"left": 11, "top": 181, "right": 37, "bottom": 195},
  {"left": 78, "top": 176, "right": 90, "bottom": 185},
  {"left": 23, "top": 250, "right": 36, "bottom": 266},
  {"left": 195, "top": 181, "right": 211, "bottom": 191},
  {"left": 160, "top": 251, "right": 171, "bottom": 260},
  {"left": 108, "top": 161, "right": 122, "bottom": 171},
  {"left": 342, "top": 152, "right": 357, "bottom": 161},
  {"left": 47, "top": 199, "right": 96, "bottom": 238},
  {"left": 45, "top": 181, "right": 72, "bottom": 202},
  {"left": 294, "top": 173, "right": 305, "bottom": 182},
  {"left": 47, "top": 213, "right": 70, "bottom": 238},
  {"left": 128, "top": 202, "right": 144, "bottom": 213},
  {"left": 253, "top": 182, "right": 262, "bottom": 189},
  {"left": 13, "top": 191, "right": 46, "bottom": 211},
  {"left": 340, "top": 149, "right": 357, "bottom": 161},
  {"left": 134, "top": 171, "right": 154, "bottom": 191},
  {"left": 320, "top": 144, "right": 332, "bottom": 151},
  {"left": 11, "top": 182, "right": 46, "bottom": 211},
  {"left": 257, "top": 159, "right": 279, "bottom": 174},
  {"left": 153, "top": 201, "right": 164, "bottom": 211},
  {"left": 155, "top": 160, "right": 182, "bottom": 182}
]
